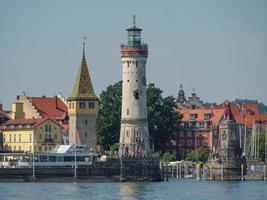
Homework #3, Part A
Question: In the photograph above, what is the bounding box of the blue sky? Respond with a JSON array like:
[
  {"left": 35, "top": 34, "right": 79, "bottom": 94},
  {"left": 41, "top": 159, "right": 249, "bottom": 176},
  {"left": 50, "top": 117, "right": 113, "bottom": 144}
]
[{"left": 0, "top": 0, "right": 267, "bottom": 109}]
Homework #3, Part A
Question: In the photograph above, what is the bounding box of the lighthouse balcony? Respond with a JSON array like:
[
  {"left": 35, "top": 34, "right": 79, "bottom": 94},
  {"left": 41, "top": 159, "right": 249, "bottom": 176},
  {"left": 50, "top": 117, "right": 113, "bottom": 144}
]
[{"left": 120, "top": 43, "right": 148, "bottom": 55}]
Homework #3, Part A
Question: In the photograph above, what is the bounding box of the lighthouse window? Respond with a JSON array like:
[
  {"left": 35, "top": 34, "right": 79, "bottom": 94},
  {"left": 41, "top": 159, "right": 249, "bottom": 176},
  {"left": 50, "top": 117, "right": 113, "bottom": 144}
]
[{"left": 134, "top": 92, "right": 139, "bottom": 100}]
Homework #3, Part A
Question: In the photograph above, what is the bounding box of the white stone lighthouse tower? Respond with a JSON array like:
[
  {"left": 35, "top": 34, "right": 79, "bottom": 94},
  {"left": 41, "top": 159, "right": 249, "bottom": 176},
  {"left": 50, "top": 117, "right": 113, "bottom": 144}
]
[{"left": 119, "top": 16, "right": 151, "bottom": 156}]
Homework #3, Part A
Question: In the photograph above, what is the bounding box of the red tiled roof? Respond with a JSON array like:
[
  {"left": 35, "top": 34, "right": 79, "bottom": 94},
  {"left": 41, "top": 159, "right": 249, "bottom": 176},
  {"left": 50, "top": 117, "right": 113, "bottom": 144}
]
[
  {"left": 1, "top": 117, "right": 62, "bottom": 130},
  {"left": 176, "top": 108, "right": 224, "bottom": 125},
  {"left": 31, "top": 97, "right": 67, "bottom": 120}
]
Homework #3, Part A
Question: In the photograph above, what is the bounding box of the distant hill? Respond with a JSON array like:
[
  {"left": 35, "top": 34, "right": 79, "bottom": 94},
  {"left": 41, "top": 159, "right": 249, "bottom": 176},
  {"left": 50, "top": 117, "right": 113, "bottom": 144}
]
[{"left": 233, "top": 99, "right": 267, "bottom": 114}]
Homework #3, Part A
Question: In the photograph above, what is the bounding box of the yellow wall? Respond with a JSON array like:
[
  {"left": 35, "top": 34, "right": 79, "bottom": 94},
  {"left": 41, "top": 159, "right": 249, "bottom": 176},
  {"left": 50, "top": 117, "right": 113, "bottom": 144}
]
[
  {"left": 3, "top": 119, "right": 62, "bottom": 153},
  {"left": 68, "top": 100, "right": 99, "bottom": 116},
  {"left": 11, "top": 102, "right": 25, "bottom": 119}
]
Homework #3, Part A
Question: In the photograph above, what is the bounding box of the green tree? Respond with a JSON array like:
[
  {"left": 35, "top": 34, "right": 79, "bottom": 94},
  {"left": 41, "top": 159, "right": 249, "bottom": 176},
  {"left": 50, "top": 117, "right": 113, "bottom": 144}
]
[
  {"left": 97, "top": 81, "right": 122, "bottom": 150},
  {"left": 161, "top": 152, "right": 176, "bottom": 162},
  {"left": 185, "top": 147, "right": 210, "bottom": 163},
  {"left": 110, "top": 143, "right": 119, "bottom": 153},
  {"left": 147, "top": 83, "right": 181, "bottom": 152}
]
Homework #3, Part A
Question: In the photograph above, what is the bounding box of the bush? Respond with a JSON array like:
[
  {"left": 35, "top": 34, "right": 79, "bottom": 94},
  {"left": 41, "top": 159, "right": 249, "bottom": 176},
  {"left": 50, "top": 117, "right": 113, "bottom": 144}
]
[{"left": 161, "top": 152, "right": 176, "bottom": 162}]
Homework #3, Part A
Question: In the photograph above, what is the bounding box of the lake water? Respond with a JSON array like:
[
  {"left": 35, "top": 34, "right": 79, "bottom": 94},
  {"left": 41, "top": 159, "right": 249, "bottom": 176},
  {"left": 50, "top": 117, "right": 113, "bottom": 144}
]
[{"left": 0, "top": 179, "right": 266, "bottom": 200}]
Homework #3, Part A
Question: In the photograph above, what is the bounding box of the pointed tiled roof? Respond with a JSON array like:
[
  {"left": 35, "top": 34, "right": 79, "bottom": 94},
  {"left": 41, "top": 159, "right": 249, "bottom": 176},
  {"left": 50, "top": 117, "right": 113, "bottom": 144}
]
[{"left": 68, "top": 44, "right": 98, "bottom": 101}]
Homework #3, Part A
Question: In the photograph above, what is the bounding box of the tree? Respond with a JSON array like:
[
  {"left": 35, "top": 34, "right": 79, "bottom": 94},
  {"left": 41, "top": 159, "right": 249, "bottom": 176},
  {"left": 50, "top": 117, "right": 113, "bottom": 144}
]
[
  {"left": 185, "top": 147, "right": 210, "bottom": 163},
  {"left": 161, "top": 152, "right": 176, "bottom": 162},
  {"left": 97, "top": 81, "right": 122, "bottom": 151},
  {"left": 147, "top": 83, "right": 181, "bottom": 152},
  {"left": 110, "top": 143, "right": 119, "bottom": 153}
]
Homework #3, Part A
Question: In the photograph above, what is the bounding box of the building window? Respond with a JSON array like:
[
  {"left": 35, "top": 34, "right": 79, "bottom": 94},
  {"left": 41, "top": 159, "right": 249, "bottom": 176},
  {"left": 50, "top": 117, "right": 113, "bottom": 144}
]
[
  {"left": 29, "top": 134, "right": 32, "bottom": 142},
  {"left": 14, "top": 134, "right": 16, "bottom": 142},
  {"left": 19, "top": 146, "right": 21, "bottom": 151},
  {"left": 187, "top": 132, "right": 192, "bottom": 137},
  {"left": 126, "top": 131, "right": 129, "bottom": 137},
  {"left": 39, "top": 146, "right": 42, "bottom": 152},
  {"left": 136, "top": 80, "right": 138, "bottom": 82},
  {"left": 39, "top": 134, "right": 42, "bottom": 140},
  {"left": 85, "top": 132, "right": 88, "bottom": 137},
  {"left": 14, "top": 146, "right": 16, "bottom": 151},
  {"left": 80, "top": 101, "right": 86, "bottom": 109},
  {"left": 180, "top": 140, "right": 184, "bottom": 146},
  {"left": 45, "top": 146, "right": 47, "bottom": 151},
  {"left": 187, "top": 140, "right": 192, "bottom": 146},
  {"left": 127, "top": 80, "right": 129, "bottom": 82},
  {"left": 69, "top": 103, "right": 71, "bottom": 109},
  {"left": 72, "top": 102, "right": 74, "bottom": 109},
  {"left": 19, "top": 134, "right": 21, "bottom": 142},
  {"left": 9, "top": 134, "right": 12, "bottom": 142},
  {"left": 85, "top": 119, "right": 88, "bottom": 125},
  {"left": 127, "top": 61, "right": 130, "bottom": 68},
  {"left": 88, "top": 102, "right": 95, "bottom": 109},
  {"left": 199, "top": 122, "right": 204, "bottom": 128},
  {"left": 54, "top": 134, "right": 57, "bottom": 140},
  {"left": 3, "top": 134, "right": 5, "bottom": 142},
  {"left": 136, "top": 61, "right": 138, "bottom": 68},
  {"left": 204, "top": 114, "right": 210, "bottom": 120},
  {"left": 46, "top": 125, "right": 52, "bottom": 132}
]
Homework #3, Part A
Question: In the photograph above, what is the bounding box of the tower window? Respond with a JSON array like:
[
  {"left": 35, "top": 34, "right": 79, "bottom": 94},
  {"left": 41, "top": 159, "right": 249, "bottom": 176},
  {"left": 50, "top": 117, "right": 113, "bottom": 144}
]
[
  {"left": 80, "top": 102, "right": 85, "bottom": 109},
  {"left": 134, "top": 92, "right": 139, "bottom": 100},
  {"left": 127, "top": 109, "right": 129, "bottom": 115},
  {"left": 88, "top": 102, "right": 95, "bottom": 109}
]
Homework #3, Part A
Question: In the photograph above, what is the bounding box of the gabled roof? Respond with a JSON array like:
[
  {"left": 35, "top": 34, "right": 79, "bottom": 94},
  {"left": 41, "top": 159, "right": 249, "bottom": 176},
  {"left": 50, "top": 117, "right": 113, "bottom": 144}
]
[
  {"left": 31, "top": 96, "right": 67, "bottom": 120},
  {"left": 0, "top": 118, "right": 62, "bottom": 130},
  {"left": 68, "top": 44, "right": 98, "bottom": 101},
  {"left": 177, "top": 108, "right": 224, "bottom": 125}
]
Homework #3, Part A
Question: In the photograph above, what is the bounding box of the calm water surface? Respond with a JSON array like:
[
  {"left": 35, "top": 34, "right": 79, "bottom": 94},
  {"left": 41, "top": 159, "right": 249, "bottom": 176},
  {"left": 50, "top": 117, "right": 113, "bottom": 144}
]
[{"left": 0, "top": 179, "right": 266, "bottom": 200}]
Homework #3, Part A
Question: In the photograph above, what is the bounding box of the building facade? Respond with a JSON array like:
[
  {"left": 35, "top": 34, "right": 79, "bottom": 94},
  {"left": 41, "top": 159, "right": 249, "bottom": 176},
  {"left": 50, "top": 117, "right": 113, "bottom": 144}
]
[
  {"left": 67, "top": 43, "right": 99, "bottom": 151},
  {"left": 119, "top": 17, "right": 151, "bottom": 156},
  {"left": 1, "top": 118, "right": 62, "bottom": 153}
]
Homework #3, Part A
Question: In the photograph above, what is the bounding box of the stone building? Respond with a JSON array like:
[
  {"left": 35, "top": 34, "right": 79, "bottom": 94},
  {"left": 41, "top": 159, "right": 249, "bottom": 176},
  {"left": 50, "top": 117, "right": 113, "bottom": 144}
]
[
  {"left": 176, "top": 85, "right": 204, "bottom": 109},
  {"left": 67, "top": 43, "right": 99, "bottom": 151},
  {"left": 119, "top": 17, "right": 151, "bottom": 156}
]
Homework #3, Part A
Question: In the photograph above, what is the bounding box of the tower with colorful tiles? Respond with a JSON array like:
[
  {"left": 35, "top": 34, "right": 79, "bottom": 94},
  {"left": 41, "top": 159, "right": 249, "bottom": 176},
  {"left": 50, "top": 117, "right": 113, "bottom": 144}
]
[
  {"left": 119, "top": 16, "right": 151, "bottom": 156},
  {"left": 68, "top": 42, "right": 99, "bottom": 151}
]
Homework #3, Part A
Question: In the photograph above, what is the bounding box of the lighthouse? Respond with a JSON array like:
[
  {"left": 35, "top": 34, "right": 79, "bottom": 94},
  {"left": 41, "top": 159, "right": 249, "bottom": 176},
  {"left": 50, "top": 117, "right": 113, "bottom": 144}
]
[{"left": 119, "top": 16, "right": 151, "bottom": 156}]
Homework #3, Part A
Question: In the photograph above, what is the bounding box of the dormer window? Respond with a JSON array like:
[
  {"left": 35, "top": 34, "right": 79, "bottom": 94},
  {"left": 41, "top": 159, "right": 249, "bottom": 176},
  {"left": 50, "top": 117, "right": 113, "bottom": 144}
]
[{"left": 204, "top": 114, "right": 211, "bottom": 120}]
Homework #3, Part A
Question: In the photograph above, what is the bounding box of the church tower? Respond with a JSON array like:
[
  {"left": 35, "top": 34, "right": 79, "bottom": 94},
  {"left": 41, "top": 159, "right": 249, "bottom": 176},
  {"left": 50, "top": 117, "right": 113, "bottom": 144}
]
[
  {"left": 68, "top": 42, "right": 99, "bottom": 151},
  {"left": 119, "top": 16, "right": 151, "bottom": 156}
]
